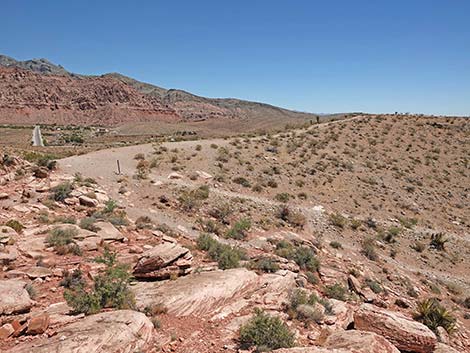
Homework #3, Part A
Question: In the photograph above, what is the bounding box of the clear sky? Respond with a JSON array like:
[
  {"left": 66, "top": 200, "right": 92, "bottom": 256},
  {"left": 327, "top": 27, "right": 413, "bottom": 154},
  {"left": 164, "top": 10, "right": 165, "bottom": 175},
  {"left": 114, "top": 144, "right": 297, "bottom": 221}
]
[{"left": 2, "top": 0, "right": 469, "bottom": 115}]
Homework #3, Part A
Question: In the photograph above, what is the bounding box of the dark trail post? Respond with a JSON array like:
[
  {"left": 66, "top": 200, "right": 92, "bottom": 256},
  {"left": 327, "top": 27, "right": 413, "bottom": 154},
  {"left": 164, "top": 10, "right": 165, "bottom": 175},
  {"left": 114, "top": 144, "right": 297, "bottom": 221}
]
[{"left": 116, "top": 160, "right": 121, "bottom": 175}]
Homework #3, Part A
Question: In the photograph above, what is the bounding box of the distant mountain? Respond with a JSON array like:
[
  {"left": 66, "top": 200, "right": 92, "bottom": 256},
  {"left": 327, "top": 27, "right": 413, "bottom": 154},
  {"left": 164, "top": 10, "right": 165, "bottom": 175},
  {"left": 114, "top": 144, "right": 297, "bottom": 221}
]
[{"left": 0, "top": 54, "right": 318, "bottom": 127}]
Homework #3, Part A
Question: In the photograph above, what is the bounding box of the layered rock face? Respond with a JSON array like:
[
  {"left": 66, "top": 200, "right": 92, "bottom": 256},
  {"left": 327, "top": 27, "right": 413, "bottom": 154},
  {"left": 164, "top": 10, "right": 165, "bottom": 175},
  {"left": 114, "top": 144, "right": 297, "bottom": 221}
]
[{"left": 0, "top": 67, "right": 179, "bottom": 125}]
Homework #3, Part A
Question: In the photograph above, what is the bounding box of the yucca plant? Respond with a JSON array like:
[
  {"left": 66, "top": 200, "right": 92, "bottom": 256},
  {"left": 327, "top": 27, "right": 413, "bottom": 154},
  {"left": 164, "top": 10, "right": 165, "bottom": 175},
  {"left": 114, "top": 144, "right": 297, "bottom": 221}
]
[{"left": 414, "top": 298, "right": 456, "bottom": 334}]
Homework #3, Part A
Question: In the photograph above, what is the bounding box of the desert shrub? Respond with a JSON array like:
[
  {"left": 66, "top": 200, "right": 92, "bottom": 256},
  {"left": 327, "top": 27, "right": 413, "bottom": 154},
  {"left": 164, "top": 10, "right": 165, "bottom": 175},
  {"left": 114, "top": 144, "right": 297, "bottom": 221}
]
[
  {"left": 274, "top": 193, "right": 291, "bottom": 203},
  {"left": 50, "top": 182, "right": 72, "bottom": 202},
  {"left": 329, "top": 213, "right": 347, "bottom": 229},
  {"left": 60, "top": 269, "right": 86, "bottom": 288},
  {"left": 296, "top": 304, "right": 324, "bottom": 325},
  {"left": 350, "top": 219, "right": 362, "bottom": 230},
  {"left": 103, "top": 199, "right": 118, "bottom": 214},
  {"left": 192, "top": 185, "right": 210, "bottom": 200},
  {"left": 287, "top": 289, "right": 330, "bottom": 322},
  {"left": 293, "top": 246, "right": 320, "bottom": 271},
  {"left": 53, "top": 215, "right": 76, "bottom": 224},
  {"left": 196, "top": 233, "right": 245, "bottom": 270},
  {"left": 64, "top": 249, "right": 135, "bottom": 315},
  {"left": 226, "top": 218, "right": 251, "bottom": 240},
  {"left": 276, "top": 205, "right": 306, "bottom": 228},
  {"left": 134, "top": 153, "right": 145, "bottom": 160},
  {"left": 329, "top": 241, "right": 343, "bottom": 249},
  {"left": 208, "top": 203, "right": 232, "bottom": 224},
  {"left": 178, "top": 191, "right": 200, "bottom": 212},
  {"left": 275, "top": 241, "right": 319, "bottom": 271},
  {"left": 80, "top": 217, "right": 99, "bottom": 232},
  {"left": 25, "top": 284, "right": 37, "bottom": 299},
  {"left": 239, "top": 309, "right": 295, "bottom": 351},
  {"left": 398, "top": 216, "right": 418, "bottom": 229},
  {"left": 414, "top": 298, "right": 456, "bottom": 334},
  {"left": 306, "top": 271, "right": 319, "bottom": 285},
  {"left": 5, "top": 219, "right": 24, "bottom": 233},
  {"left": 46, "top": 227, "right": 81, "bottom": 255},
  {"left": 411, "top": 241, "right": 426, "bottom": 252},
  {"left": 361, "top": 238, "right": 378, "bottom": 261},
  {"left": 251, "top": 257, "right": 279, "bottom": 273},
  {"left": 135, "top": 216, "right": 153, "bottom": 229},
  {"left": 430, "top": 233, "right": 448, "bottom": 251},
  {"left": 324, "top": 282, "right": 348, "bottom": 301},
  {"left": 233, "top": 177, "right": 251, "bottom": 187},
  {"left": 365, "top": 278, "right": 383, "bottom": 293},
  {"left": 266, "top": 179, "right": 278, "bottom": 188},
  {"left": 383, "top": 226, "right": 401, "bottom": 243}
]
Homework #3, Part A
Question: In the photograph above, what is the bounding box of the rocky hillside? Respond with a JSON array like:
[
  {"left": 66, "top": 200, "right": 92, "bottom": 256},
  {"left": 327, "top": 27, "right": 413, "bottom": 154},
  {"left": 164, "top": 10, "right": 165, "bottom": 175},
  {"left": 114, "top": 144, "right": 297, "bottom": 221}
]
[
  {"left": 1, "top": 114, "right": 469, "bottom": 352},
  {"left": 0, "top": 55, "right": 317, "bottom": 127}
]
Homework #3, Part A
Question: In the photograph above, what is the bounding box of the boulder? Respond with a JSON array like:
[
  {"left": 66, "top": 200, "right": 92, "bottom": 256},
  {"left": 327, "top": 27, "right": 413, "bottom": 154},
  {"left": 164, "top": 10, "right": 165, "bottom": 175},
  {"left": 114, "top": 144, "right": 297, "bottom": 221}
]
[
  {"left": 354, "top": 304, "right": 437, "bottom": 353},
  {"left": 273, "top": 348, "right": 349, "bottom": 353},
  {"left": 433, "top": 343, "right": 461, "bottom": 353},
  {"left": 168, "top": 172, "right": 183, "bottom": 179},
  {"left": 95, "top": 221, "right": 125, "bottom": 241},
  {"left": 0, "top": 225, "right": 16, "bottom": 244},
  {"left": 133, "top": 242, "right": 192, "bottom": 279},
  {"left": 0, "top": 279, "right": 33, "bottom": 315},
  {"left": 322, "top": 329, "right": 400, "bottom": 353},
  {"left": 133, "top": 268, "right": 258, "bottom": 316},
  {"left": 78, "top": 195, "right": 99, "bottom": 207},
  {"left": 25, "top": 266, "right": 53, "bottom": 279},
  {"left": 348, "top": 275, "right": 377, "bottom": 303},
  {"left": 10, "top": 310, "right": 153, "bottom": 353},
  {"left": 0, "top": 323, "right": 14, "bottom": 339},
  {"left": 27, "top": 313, "right": 50, "bottom": 335}
]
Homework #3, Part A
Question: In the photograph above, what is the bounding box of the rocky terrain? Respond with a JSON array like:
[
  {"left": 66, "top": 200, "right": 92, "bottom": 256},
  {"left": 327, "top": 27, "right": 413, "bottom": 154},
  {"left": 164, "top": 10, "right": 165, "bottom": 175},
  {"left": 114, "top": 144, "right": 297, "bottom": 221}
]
[
  {"left": 0, "top": 114, "right": 469, "bottom": 352},
  {"left": 0, "top": 55, "right": 318, "bottom": 127}
]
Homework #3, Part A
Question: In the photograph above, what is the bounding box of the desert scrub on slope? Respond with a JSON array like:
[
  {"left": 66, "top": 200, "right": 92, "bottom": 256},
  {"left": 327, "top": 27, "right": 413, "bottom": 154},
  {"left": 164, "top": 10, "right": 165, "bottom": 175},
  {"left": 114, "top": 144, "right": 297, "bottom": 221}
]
[
  {"left": 239, "top": 309, "right": 295, "bottom": 351},
  {"left": 4, "top": 219, "right": 24, "bottom": 233},
  {"left": 46, "top": 227, "right": 81, "bottom": 255},
  {"left": 276, "top": 205, "right": 306, "bottom": 228},
  {"left": 275, "top": 240, "right": 320, "bottom": 271},
  {"left": 414, "top": 298, "right": 456, "bottom": 334},
  {"left": 226, "top": 218, "right": 251, "bottom": 240},
  {"left": 50, "top": 182, "right": 73, "bottom": 202},
  {"left": 64, "top": 249, "right": 135, "bottom": 315},
  {"left": 197, "top": 233, "right": 246, "bottom": 270},
  {"left": 329, "top": 212, "right": 347, "bottom": 229},
  {"left": 430, "top": 232, "right": 449, "bottom": 251},
  {"left": 324, "top": 282, "right": 348, "bottom": 301},
  {"left": 250, "top": 257, "right": 279, "bottom": 273}
]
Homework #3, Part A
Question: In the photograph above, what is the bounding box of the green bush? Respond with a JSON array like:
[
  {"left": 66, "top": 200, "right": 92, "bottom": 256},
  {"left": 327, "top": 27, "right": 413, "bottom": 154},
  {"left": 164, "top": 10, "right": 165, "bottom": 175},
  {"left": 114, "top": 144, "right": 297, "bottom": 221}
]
[
  {"left": 414, "top": 298, "right": 456, "bottom": 334},
  {"left": 64, "top": 249, "right": 135, "bottom": 315},
  {"left": 226, "top": 218, "right": 251, "bottom": 240},
  {"left": 103, "top": 199, "right": 118, "bottom": 213},
  {"left": 196, "top": 234, "right": 245, "bottom": 270},
  {"left": 239, "top": 309, "right": 295, "bottom": 351},
  {"left": 324, "top": 282, "right": 348, "bottom": 301},
  {"left": 46, "top": 227, "right": 81, "bottom": 255},
  {"left": 232, "top": 177, "right": 251, "bottom": 187},
  {"left": 251, "top": 257, "right": 279, "bottom": 273},
  {"left": 80, "top": 217, "right": 99, "bottom": 232},
  {"left": 50, "top": 182, "right": 72, "bottom": 202},
  {"left": 274, "top": 193, "right": 291, "bottom": 203},
  {"left": 5, "top": 219, "right": 24, "bottom": 233},
  {"left": 329, "top": 213, "right": 347, "bottom": 229},
  {"left": 275, "top": 241, "right": 319, "bottom": 272}
]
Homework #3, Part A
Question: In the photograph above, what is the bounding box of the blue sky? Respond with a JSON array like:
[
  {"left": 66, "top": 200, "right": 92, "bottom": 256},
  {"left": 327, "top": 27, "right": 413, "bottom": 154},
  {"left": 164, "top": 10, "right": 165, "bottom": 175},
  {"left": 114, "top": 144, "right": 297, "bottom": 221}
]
[{"left": 2, "top": 0, "right": 469, "bottom": 115}]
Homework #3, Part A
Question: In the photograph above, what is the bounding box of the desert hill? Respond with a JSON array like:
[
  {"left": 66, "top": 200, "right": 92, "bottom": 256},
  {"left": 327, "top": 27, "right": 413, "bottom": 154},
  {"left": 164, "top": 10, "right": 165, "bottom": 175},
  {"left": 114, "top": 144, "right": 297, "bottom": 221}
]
[{"left": 0, "top": 55, "right": 319, "bottom": 127}]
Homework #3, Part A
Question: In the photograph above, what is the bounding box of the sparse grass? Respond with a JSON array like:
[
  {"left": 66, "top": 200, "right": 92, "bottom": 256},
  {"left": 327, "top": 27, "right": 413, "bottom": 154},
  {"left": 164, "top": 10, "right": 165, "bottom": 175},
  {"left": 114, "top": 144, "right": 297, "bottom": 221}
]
[{"left": 239, "top": 309, "right": 295, "bottom": 351}]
